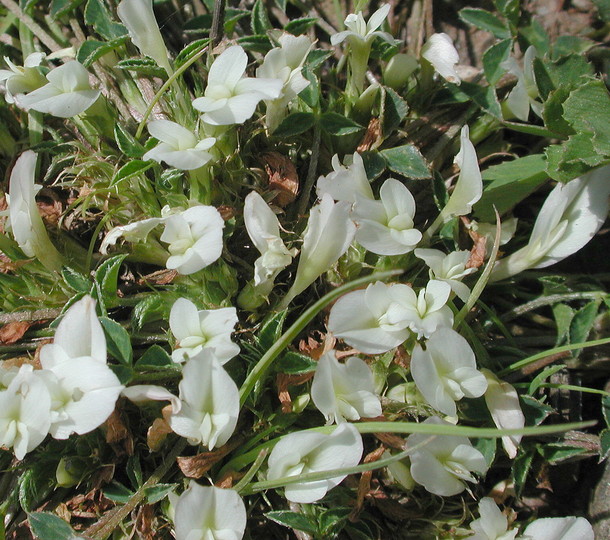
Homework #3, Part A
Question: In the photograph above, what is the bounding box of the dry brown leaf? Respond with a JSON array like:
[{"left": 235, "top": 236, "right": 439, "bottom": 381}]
[
  {"left": 37, "top": 198, "right": 63, "bottom": 225},
  {"left": 147, "top": 415, "right": 173, "bottom": 452},
  {"left": 137, "top": 269, "right": 178, "bottom": 286},
  {"left": 134, "top": 504, "right": 156, "bottom": 540},
  {"left": 217, "top": 205, "right": 236, "bottom": 221},
  {"left": 105, "top": 408, "right": 130, "bottom": 445},
  {"left": 216, "top": 470, "right": 243, "bottom": 489},
  {"left": 461, "top": 216, "right": 487, "bottom": 269},
  {"left": 350, "top": 445, "right": 386, "bottom": 521},
  {"left": 276, "top": 372, "right": 314, "bottom": 413},
  {"left": 0, "top": 321, "right": 31, "bottom": 344},
  {"left": 374, "top": 432, "right": 406, "bottom": 451},
  {"left": 263, "top": 152, "right": 299, "bottom": 207},
  {"left": 357, "top": 117, "right": 382, "bottom": 152},
  {"left": 177, "top": 442, "right": 237, "bottom": 479}
]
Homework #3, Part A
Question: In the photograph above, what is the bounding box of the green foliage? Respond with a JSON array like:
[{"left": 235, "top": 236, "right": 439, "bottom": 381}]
[
  {"left": 380, "top": 145, "right": 431, "bottom": 179},
  {"left": 84, "top": 0, "right": 127, "bottom": 40},
  {"left": 28, "top": 513, "right": 75, "bottom": 540},
  {"left": 459, "top": 8, "right": 511, "bottom": 39}
]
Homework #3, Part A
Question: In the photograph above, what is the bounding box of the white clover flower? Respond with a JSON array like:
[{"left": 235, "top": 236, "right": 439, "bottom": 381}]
[
  {"left": 521, "top": 516, "right": 594, "bottom": 540},
  {"left": 117, "top": 0, "right": 172, "bottom": 75},
  {"left": 281, "top": 193, "right": 356, "bottom": 306},
  {"left": 414, "top": 248, "right": 476, "bottom": 302},
  {"left": 244, "top": 191, "right": 296, "bottom": 296},
  {"left": 143, "top": 120, "right": 216, "bottom": 170},
  {"left": 8, "top": 150, "right": 64, "bottom": 271},
  {"left": 256, "top": 34, "right": 313, "bottom": 131},
  {"left": 311, "top": 350, "right": 382, "bottom": 424},
  {"left": 353, "top": 178, "right": 422, "bottom": 255},
  {"left": 469, "top": 497, "right": 519, "bottom": 540},
  {"left": 407, "top": 416, "right": 488, "bottom": 496},
  {"left": 0, "top": 365, "right": 52, "bottom": 460},
  {"left": 169, "top": 351, "right": 239, "bottom": 449},
  {"left": 491, "top": 165, "right": 610, "bottom": 282},
  {"left": 328, "top": 281, "right": 410, "bottom": 354},
  {"left": 482, "top": 369, "right": 524, "bottom": 459},
  {"left": 330, "top": 4, "right": 393, "bottom": 47},
  {"left": 503, "top": 46, "right": 541, "bottom": 121},
  {"left": 316, "top": 152, "right": 374, "bottom": 203},
  {"left": 192, "top": 46, "right": 283, "bottom": 126},
  {"left": 160, "top": 205, "right": 224, "bottom": 275},
  {"left": 0, "top": 52, "right": 46, "bottom": 104},
  {"left": 17, "top": 60, "right": 100, "bottom": 117},
  {"left": 421, "top": 33, "right": 461, "bottom": 84},
  {"left": 174, "top": 482, "right": 247, "bottom": 540},
  {"left": 411, "top": 328, "right": 487, "bottom": 417},
  {"left": 169, "top": 298, "right": 239, "bottom": 364},
  {"left": 267, "top": 422, "right": 363, "bottom": 503},
  {"left": 39, "top": 296, "right": 124, "bottom": 440},
  {"left": 386, "top": 280, "right": 454, "bottom": 339}
]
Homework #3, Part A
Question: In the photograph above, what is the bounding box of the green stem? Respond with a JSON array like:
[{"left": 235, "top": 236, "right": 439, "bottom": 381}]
[
  {"left": 501, "top": 292, "right": 606, "bottom": 322},
  {"left": 239, "top": 270, "right": 402, "bottom": 406}
]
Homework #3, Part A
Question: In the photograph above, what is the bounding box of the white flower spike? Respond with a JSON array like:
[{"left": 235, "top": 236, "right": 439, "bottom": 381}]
[
  {"left": 407, "top": 416, "right": 488, "bottom": 496},
  {"left": 281, "top": 193, "right": 356, "bottom": 306},
  {"left": 18, "top": 60, "right": 100, "bottom": 118},
  {"left": 311, "top": 350, "right": 382, "bottom": 424},
  {"left": 169, "top": 351, "right": 239, "bottom": 449},
  {"left": 0, "top": 52, "right": 46, "bottom": 104},
  {"left": 411, "top": 328, "right": 487, "bottom": 417},
  {"left": 414, "top": 248, "right": 476, "bottom": 302},
  {"left": 421, "top": 33, "right": 461, "bottom": 84},
  {"left": 174, "top": 482, "right": 247, "bottom": 540},
  {"left": 117, "top": 0, "right": 173, "bottom": 75},
  {"left": 169, "top": 298, "right": 239, "bottom": 364},
  {"left": 143, "top": 120, "right": 216, "bottom": 170},
  {"left": 8, "top": 150, "right": 63, "bottom": 271},
  {"left": 491, "top": 165, "right": 610, "bottom": 282},
  {"left": 193, "top": 45, "right": 283, "bottom": 126},
  {"left": 328, "top": 281, "right": 410, "bottom": 354},
  {"left": 267, "top": 422, "right": 363, "bottom": 503},
  {"left": 39, "top": 295, "right": 124, "bottom": 439}
]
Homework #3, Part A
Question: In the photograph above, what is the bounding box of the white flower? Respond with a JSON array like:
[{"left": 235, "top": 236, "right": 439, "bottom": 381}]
[
  {"left": 311, "top": 350, "right": 382, "bottom": 424},
  {"left": 469, "top": 497, "right": 519, "bottom": 540},
  {"left": 482, "top": 369, "right": 524, "bottom": 459},
  {"left": 0, "top": 365, "right": 52, "bottom": 460},
  {"left": 256, "top": 34, "right": 313, "bottom": 131},
  {"left": 353, "top": 179, "right": 422, "bottom": 255},
  {"left": 415, "top": 248, "right": 476, "bottom": 302},
  {"left": 8, "top": 150, "right": 63, "bottom": 271},
  {"left": 316, "top": 152, "right": 374, "bottom": 203},
  {"left": 174, "top": 482, "right": 247, "bottom": 540},
  {"left": 0, "top": 52, "right": 46, "bottom": 104},
  {"left": 491, "top": 165, "right": 610, "bottom": 282},
  {"left": 407, "top": 416, "right": 488, "bottom": 496},
  {"left": 169, "top": 298, "right": 239, "bottom": 364},
  {"left": 267, "top": 422, "right": 363, "bottom": 503},
  {"left": 117, "top": 0, "right": 172, "bottom": 75},
  {"left": 327, "top": 281, "right": 410, "bottom": 354},
  {"left": 411, "top": 328, "right": 487, "bottom": 417},
  {"left": 330, "top": 4, "right": 393, "bottom": 47},
  {"left": 143, "top": 120, "right": 216, "bottom": 170},
  {"left": 39, "top": 296, "right": 124, "bottom": 439},
  {"left": 17, "top": 61, "right": 100, "bottom": 117},
  {"left": 281, "top": 194, "right": 356, "bottom": 306},
  {"left": 243, "top": 191, "right": 295, "bottom": 296},
  {"left": 169, "top": 351, "right": 239, "bottom": 449},
  {"left": 192, "top": 46, "right": 283, "bottom": 126},
  {"left": 521, "top": 516, "right": 594, "bottom": 540},
  {"left": 421, "top": 33, "right": 461, "bottom": 84},
  {"left": 503, "top": 46, "right": 542, "bottom": 121},
  {"left": 160, "top": 205, "right": 224, "bottom": 275},
  {"left": 386, "top": 280, "right": 454, "bottom": 339}
]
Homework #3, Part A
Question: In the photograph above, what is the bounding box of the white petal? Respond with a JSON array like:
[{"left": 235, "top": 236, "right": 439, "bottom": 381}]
[
  {"left": 366, "top": 4, "right": 391, "bottom": 33},
  {"left": 522, "top": 517, "right": 594, "bottom": 540},
  {"left": 208, "top": 46, "right": 247, "bottom": 89},
  {"left": 244, "top": 191, "right": 281, "bottom": 253},
  {"left": 147, "top": 119, "right": 197, "bottom": 148},
  {"left": 202, "top": 93, "right": 262, "bottom": 125},
  {"left": 122, "top": 384, "right": 181, "bottom": 412},
  {"left": 421, "top": 33, "right": 461, "bottom": 84}
]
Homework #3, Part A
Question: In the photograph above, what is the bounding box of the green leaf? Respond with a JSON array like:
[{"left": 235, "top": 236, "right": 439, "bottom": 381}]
[
  {"left": 132, "top": 294, "right": 167, "bottom": 330},
  {"left": 319, "top": 507, "right": 351, "bottom": 536},
  {"left": 459, "top": 8, "right": 510, "bottom": 39},
  {"left": 265, "top": 511, "right": 317, "bottom": 535},
  {"left": 84, "top": 0, "right": 127, "bottom": 40},
  {"left": 528, "top": 363, "right": 566, "bottom": 394},
  {"left": 381, "top": 86, "right": 408, "bottom": 136},
  {"left": 536, "top": 442, "right": 589, "bottom": 464},
  {"left": 519, "top": 17, "right": 550, "bottom": 54},
  {"left": 62, "top": 267, "right": 90, "bottom": 293},
  {"left": 474, "top": 154, "right": 548, "bottom": 221},
  {"left": 521, "top": 395, "right": 553, "bottom": 425},
  {"left": 51, "top": 0, "right": 85, "bottom": 17},
  {"left": 145, "top": 483, "right": 178, "bottom": 504},
  {"left": 77, "top": 37, "right": 126, "bottom": 67},
  {"left": 19, "top": 468, "right": 53, "bottom": 512},
  {"left": 299, "top": 65, "right": 319, "bottom": 108},
  {"left": 28, "top": 513, "right": 75, "bottom": 540},
  {"left": 380, "top": 144, "right": 431, "bottom": 179},
  {"left": 569, "top": 301, "right": 600, "bottom": 356},
  {"left": 237, "top": 34, "right": 272, "bottom": 54},
  {"left": 175, "top": 39, "right": 210, "bottom": 68},
  {"left": 494, "top": 0, "right": 520, "bottom": 25},
  {"left": 278, "top": 351, "right": 317, "bottom": 374},
  {"left": 551, "top": 36, "right": 595, "bottom": 59},
  {"left": 306, "top": 49, "right": 333, "bottom": 70},
  {"left": 284, "top": 17, "right": 318, "bottom": 35},
  {"left": 275, "top": 0, "right": 286, "bottom": 12},
  {"left": 320, "top": 112, "right": 364, "bottom": 136},
  {"left": 114, "top": 124, "right": 144, "bottom": 158},
  {"left": 183, "top": 14, "right": 212, "bottom": 32},
  {"left": 135, "top": 345, "right": 174, "bottom": 370},
  {"left": 502, "top": 120, "right": 560, "bottom": 138},
  {"left": 361, "top": 151, "right": 386, "bottom": 179},
  {"left": 94, "top": 254, "right": 127, "bottom": 308},
  {"left": 511, "top": 447, "right": 534, "bottom": 497},
  {"left": 601, "top": 429, "right": 610, "bottom": 460},
  {"left": 448, "top": 81, "right": 502, "bottom": 118},
  {"left": 483, "top": 39, "right": 512, "bottom": 85},
  {"left": 593, "top": 0, "right": 610, "bottom": 21},
  {"left": 473, "top": 437, "right": 497, "bottom": 466},
  {"left": 104, "top": 481, "right": 135, "bottom": 503},
  {"left": 116, "top": 57, "right": 167, "bottom": 77},
  {"left": 111, "top": 160, "right": 154, "bottom": 186},
  {"left": 552, "top": 303, "right": 574, "bottom": 344},
  {"left": 100, "top": 317, "right": 133, "bottom": 365},
  {"left": 543, "top": 86, "right": 575, "bottom": 136},
  {"left": 258, "top": 310, "right": 287, "bottom": 351},
  {"left": 272, "top": 112, "right": 316, "bottom": 137},
  {"left": 109, "top": 364, "right": 134, "bottom": 384},
  {"left": 251, "top": 0, "right": 271, "bottom": 34},
  {"left": 602, "top": 392, "right": 610, "bottom": 427}
]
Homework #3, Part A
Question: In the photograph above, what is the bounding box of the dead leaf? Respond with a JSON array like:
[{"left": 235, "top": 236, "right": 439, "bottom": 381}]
[
  {"left": 135, "top": 504, "right": 155, "bottom": 540},
  {"left": 217, "top": 205, "right": 236, "bottom": 221},
  {"left": 350, "top": 445, "right": 386, "bottom": 521},
  {"left": 357, "top": 117, "right": 382, "bottom": 152},
  {"left": 104, "top": 408, "right": 133, "bottom": 456},
  {"left": 177, "top": 441, "right": 238, "bottom": 479},
  {"left": 263, "top": 152, "right": 299, "bottom": 207},
  {"left": 374, "top": 432, "right": 406, "bottom": 451},
  {"left": 147, "top": 415, "right": 173, "bottom": 452},
  {"left": 276, "top": 372, "right": 314, "bottom": 413},
  {"left": 216, "top": 471, "right": 243, "bottom": 489},
  {"left": 461, "top": 216, "right": 487, "bottom": 269},
  {"left": 137, "top": 269, "right": 178, "bottom": 286},
  {"left": 37, "top": 198, "right": 63, "bottom": 225},
  {"left": 0, "top": 321, "right": 31, "bottom": 344}
]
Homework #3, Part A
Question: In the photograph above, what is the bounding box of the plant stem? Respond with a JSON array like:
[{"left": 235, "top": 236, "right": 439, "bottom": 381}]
[{"left": 0, "top": 0, "right": 61, "bottom": 52}]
